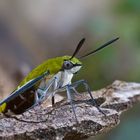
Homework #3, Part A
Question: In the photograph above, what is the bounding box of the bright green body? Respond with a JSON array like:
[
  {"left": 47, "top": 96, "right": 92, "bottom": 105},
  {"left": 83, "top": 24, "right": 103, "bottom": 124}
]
[
  {"left": 19, "top": 56, "right": 81, "bottom": 88},
  {"left": 0, "top": 55, "right": 81, "bottom": 114}
]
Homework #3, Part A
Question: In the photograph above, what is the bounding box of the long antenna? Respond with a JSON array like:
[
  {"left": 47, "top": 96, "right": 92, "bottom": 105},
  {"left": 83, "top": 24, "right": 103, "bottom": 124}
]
[
  {"left": 70, "top": 38, "right": 85, "bottom": 60},
  {"left": 79, "top": 37, "right": 119, "bottom": 59}
]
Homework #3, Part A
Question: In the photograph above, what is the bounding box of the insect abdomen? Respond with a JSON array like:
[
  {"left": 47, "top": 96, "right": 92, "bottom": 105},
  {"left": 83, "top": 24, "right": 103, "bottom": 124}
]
[
  {"left": 1, "top": 88, "right": 35, "bottom": 114},
  {"left": 0, "top": 103, "right": 6, "bottom": 113}
]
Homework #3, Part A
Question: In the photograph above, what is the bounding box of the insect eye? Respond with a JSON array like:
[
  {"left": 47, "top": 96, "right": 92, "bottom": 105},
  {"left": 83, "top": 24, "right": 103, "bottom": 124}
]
[{"left": 63, "top": 61, "right": 73, "bottom": 69}]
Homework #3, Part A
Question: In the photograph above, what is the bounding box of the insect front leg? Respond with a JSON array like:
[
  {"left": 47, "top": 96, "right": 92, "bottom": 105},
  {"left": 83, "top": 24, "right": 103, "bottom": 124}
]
[
  {"left": 70, "top": 87, "right": 83, "bottom": 98},
  {"left": 70, "top": 80, "right": 106, "bottom": 116},
  {"left": 66, "top": 85, "right": 78, "bottom": 123}
]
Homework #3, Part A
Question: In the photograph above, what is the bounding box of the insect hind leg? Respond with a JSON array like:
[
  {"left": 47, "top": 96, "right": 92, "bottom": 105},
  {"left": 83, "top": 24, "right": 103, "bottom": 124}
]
[{"left": 26, "top": 78, "right": 56, "bottom": 111}]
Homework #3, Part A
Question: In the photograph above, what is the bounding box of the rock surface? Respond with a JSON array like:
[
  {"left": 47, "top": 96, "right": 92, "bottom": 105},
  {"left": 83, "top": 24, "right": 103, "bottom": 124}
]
[{"left": 0, "top": 80, "right": 140, "bottom": 140}]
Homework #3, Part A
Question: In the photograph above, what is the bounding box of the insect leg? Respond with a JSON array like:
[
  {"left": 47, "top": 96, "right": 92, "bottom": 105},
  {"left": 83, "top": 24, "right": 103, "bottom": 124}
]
[
  {"left": 26, "top": 79, "right": 56, "bottom": 111},
  {"left": 70, "top": 80, "right": 106, "bottom": 116},
  {"left": 82, "top": 81, "right": 106, "bottom": 116},
  {"left": 70, "top": 87, "right": 83, "bottom": 98},
  {"left": 66, "top": 85, "right": 78, "bottom": 123},
  {"left": 51, "top": 77, "right": 58, "bottom": 105},
  {"left": 51, "top": 96, "right": 55, "bottom": 105},
  {"left": 34, "top": 91, "right": 39, "bottom": 104},
  {"left": 37, "top": 78, "right": 56, "bottom": 101}
]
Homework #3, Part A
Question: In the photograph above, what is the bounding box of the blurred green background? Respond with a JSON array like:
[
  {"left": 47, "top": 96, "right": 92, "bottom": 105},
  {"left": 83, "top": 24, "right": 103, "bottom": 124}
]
[{"left": 0, "top": 0, "right": 140, "bottom": 139}]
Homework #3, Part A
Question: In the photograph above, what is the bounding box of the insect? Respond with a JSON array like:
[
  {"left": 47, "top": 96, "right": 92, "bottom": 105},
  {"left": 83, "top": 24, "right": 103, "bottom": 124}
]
[{"left": 0, "top": 37, "right": 119, "bottom": 122}]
